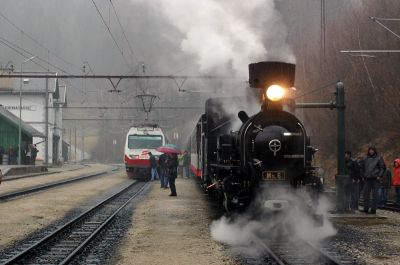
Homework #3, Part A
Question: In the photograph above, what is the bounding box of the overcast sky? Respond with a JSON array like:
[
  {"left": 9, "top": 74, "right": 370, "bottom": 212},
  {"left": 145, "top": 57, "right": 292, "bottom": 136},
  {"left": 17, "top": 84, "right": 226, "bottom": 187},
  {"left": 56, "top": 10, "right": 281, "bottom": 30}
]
[{"left": 0, "top": 0, "right": 367, "bottom": 152}]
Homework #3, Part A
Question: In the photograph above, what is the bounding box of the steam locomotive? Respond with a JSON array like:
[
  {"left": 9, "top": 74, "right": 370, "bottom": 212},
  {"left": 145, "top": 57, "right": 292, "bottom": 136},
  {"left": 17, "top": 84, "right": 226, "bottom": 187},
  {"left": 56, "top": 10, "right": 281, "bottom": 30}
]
[{"left": 188, "top": 61, "right": 323, "bottom": 212}]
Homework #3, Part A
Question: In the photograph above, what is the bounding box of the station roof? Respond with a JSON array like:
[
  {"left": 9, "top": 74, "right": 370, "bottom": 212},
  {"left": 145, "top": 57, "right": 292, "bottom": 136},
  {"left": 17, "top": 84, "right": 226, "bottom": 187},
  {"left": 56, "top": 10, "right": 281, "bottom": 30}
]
[{"left": 0, "top": 106, "right": 45, "bottom": 138}]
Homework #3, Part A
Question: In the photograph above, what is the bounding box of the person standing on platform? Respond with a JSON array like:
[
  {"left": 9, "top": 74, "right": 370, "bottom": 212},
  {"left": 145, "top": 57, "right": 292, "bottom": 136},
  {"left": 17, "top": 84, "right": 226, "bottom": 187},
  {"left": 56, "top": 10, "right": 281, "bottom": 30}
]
[
  {"left": 392, "top": 159, "right": 400, "bottom": 204},
  {"left": 159, "top": 153, "right": 168, "bottom": 188},
  {"left": 356, "top": 157, "right": 365, "bottom": 202},
  {"left": 25, "top": 144, "right": 32, "bottom": 165},
  {"left": 183, "top": 151, "right": 190, "bottom": 178},
  {"left": 149, "top": 152, "right": 159, "bottom": 181},
  {"left": 345, "top": 151, "right": 360, "bottom": 212},
  {"left": 359, "top": 146, "right": 385, "bottom": 214},
  {"left": 178, "top": 153, "right": 184, "bottom": 177},
  {"left": 167, "top": 153, "right": 178, "bottom": 196},
  {"left": 378, "top": 164, "right": 391, "bottom": 207},
  {"left": 31, "top": 144, "right": 38, "bottom": 165}
]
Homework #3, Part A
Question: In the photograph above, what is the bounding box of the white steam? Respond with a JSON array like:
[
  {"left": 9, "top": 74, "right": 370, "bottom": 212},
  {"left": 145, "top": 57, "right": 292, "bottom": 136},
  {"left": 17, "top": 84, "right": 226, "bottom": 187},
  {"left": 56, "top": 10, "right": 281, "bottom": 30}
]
[
  {"left": 211, "top": 188, "right": 336, "bottom": 253},
  {"left": 130, "top": 0, "right": 295, "bottom": 77}
]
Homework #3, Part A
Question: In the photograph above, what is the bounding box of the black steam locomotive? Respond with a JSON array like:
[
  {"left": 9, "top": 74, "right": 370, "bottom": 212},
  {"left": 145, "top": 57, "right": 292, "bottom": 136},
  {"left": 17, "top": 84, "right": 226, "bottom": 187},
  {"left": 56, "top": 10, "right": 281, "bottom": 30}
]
[{"left": 188, "top": 61, "right": 323, "bottom": 212}]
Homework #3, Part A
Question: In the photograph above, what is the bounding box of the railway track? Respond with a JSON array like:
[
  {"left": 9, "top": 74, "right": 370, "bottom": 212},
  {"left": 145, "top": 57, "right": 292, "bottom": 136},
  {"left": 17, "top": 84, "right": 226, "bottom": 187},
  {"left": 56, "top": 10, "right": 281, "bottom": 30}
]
[
  {"left": 378, "top": 202, "right": 400, "bottom": 212},
  {"left": 359, "top": 199, "right": 400, "bottom": 213},
  {"left": 2, "top": 164, "right": 90, "bottom": 182},
  {"left": 0, "top": 167, "right": 120, "bottom": 201},
  {"left": 0, "top": 180, "right": 148, "bottom": 265},
  {"left": 238, "top": 235, "right": 352, "bottom": 265}
]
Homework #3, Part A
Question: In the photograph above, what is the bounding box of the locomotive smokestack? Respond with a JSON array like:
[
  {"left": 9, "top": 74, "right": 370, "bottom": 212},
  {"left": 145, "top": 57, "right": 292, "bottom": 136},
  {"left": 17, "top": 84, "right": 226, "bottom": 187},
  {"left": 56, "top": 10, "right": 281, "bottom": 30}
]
[
  {"left": 238, "top": 111, "right": 250, "bottom": 123},
  {"left": 248, "top": 61, "right": 295, "bottom": 89}
]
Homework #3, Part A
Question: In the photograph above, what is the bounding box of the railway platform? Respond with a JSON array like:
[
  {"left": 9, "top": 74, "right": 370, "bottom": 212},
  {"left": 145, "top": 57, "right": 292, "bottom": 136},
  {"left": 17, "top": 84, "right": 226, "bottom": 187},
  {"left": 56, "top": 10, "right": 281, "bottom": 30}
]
[
  {"left": 0, "top": 164, "right": 47, "bottom": 177},
  {"left": 0, "top": 164, "right": 88, "bottom": 181},
  {"left": 113, "top": 177, "right": 237, "bottom": 265}
]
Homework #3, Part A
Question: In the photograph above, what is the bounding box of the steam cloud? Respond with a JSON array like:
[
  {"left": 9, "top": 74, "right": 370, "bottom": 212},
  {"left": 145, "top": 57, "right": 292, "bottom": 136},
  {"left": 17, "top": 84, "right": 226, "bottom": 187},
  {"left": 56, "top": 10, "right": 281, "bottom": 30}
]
[
  {"left": 130, "top": 0, "right": 295, "bottom": 78},
  {"left": 210, "top": 187, "right": 336, "bottom": 257}
]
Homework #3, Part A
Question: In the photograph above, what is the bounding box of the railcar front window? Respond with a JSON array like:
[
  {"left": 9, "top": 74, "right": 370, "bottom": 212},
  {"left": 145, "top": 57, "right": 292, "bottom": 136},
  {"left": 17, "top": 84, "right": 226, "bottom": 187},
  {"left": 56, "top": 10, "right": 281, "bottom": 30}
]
[{"left": 128, "top": 135, "right": 163, "bottom": 149}]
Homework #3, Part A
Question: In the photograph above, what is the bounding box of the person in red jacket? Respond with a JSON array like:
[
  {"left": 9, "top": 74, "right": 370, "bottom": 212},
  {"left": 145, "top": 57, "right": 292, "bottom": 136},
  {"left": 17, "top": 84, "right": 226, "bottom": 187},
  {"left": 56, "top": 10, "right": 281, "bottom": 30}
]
[{"left": 392, "top": 159, "right": 400, "bottom": 204}]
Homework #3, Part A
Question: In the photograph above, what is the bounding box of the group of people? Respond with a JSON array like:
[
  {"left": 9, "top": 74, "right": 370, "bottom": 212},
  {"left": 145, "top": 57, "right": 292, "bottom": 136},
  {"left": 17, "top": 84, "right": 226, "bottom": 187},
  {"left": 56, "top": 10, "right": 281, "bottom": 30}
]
[
  {"left": 345, "top": 146, "right": 400, "bottom": 214},
  {"left": 26, "top": 144, "right": 38, "bottom": 165},
  {"left": 0, "top": 143, "right": 38, "bottom": 165},
  {"left": 149, "top": 151, "right": 190, "bottom": 197}
]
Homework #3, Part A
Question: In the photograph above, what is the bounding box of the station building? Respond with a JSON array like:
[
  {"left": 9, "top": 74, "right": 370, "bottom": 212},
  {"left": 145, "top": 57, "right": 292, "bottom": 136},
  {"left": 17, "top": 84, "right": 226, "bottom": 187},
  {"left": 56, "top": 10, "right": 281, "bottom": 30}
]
[
  {"left": 0, "top": 106, "right": 45, "bottom": 164},
  {"left": 0, "top": 76, "right": 66, "bottom": 164}
]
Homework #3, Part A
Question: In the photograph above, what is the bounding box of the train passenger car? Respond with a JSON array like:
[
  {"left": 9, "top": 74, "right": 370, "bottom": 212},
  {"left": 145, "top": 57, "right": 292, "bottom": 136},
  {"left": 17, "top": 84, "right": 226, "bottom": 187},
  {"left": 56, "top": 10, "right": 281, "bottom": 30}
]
[{"left": 124, "top": 124, "right": 165, "bottom": 179}]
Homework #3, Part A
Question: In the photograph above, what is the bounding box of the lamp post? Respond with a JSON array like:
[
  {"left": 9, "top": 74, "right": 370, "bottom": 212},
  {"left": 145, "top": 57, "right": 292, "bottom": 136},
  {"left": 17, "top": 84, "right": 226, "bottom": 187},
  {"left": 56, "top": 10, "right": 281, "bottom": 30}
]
[{"left": 18, "top": 56, "right": 36, "bottom": 165}]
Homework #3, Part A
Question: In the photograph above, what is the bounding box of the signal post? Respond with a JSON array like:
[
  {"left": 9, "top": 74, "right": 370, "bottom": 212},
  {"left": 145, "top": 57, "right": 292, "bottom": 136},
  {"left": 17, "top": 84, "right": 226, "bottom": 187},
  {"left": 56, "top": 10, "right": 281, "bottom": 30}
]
[{"left": 295, "top": 81, "right": 350, "bottom": 213}]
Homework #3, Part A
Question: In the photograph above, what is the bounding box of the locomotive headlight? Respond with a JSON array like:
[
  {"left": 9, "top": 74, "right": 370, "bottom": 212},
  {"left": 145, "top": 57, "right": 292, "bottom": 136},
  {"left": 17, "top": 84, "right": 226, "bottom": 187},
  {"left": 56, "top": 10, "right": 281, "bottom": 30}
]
[{"left": 266, "top": 85, "right": 285, "bottom": 101}]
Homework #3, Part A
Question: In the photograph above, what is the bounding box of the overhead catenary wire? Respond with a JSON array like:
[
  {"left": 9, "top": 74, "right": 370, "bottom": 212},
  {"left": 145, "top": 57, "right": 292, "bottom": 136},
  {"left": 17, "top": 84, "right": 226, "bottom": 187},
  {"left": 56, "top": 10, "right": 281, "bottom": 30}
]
[
  {"left": 369, "top": 16, "right": 400, "bottom": 40},
  {"left": 294, "top": 81, "right": 339, "bottom": 99},
  {"left": 0, "top": 10, "right": 81, "bottom": 72},
  {"left": 0, "top": 36, "right": 49, "bottom": 71},
  {"left": 91, "top": 0, "right": 131, "bottom": 69},
  {"left": 0, "top": 35, "right": 87, "bottom": 94},
  {"left": 109, "top": 0, "right": 138, "bottom": 64},
  {"left": 0, "top": 11, "right": 91, "bottom": 95},
  {"left": 369, "top": 17, "right": 400, "bottom": 21},
  {"left": 0, "top": 35, "right": 71, "bottom": 75}
]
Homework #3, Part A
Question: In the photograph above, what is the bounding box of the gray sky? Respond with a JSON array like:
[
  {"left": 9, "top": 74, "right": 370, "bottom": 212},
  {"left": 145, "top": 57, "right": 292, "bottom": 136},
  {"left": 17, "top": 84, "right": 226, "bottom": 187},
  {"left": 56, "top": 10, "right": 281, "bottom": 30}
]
[{"left": 0, "top": 0, "right": 370, "bottom": 155}]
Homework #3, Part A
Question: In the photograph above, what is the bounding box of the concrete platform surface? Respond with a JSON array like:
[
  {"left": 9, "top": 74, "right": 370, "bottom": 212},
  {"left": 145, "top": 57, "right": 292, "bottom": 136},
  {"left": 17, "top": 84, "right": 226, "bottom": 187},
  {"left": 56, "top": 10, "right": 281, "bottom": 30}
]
[
  {"left": 113, "top": 177, "right": 236, "bottom": 265},
  {"left": 0, "top": 165, "right": 47, "bottom": 177},
  {"left": 1, "top": 163, "right": 87, "bottom": 180}
]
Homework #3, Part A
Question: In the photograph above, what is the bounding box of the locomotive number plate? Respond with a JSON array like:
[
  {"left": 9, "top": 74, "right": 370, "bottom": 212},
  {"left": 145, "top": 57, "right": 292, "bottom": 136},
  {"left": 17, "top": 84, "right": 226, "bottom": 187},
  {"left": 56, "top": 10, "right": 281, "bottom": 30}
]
[{"left": 262, "top": 171, "right": 285, "bottom": 181}]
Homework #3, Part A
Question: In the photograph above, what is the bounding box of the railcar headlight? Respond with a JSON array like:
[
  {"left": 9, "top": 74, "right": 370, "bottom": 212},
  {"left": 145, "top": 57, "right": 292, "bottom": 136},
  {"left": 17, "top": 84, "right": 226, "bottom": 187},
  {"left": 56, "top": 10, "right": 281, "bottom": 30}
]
[{"left": 266, "top": 85, "right": 285, "bottom": 101}]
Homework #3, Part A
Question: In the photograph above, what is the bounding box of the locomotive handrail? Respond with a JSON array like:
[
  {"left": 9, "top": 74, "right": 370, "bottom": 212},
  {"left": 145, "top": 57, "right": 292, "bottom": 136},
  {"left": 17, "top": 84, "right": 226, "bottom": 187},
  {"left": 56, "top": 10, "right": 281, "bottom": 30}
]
[{"left": 209, "top": 118, "right": 235, "bottom": 133}]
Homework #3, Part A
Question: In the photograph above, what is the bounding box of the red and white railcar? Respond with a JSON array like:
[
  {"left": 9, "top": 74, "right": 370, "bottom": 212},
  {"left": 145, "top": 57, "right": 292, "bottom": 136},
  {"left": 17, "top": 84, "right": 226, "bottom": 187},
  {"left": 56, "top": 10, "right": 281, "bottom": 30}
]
[
  {"left": 187, "top": 116, "right": 204, "bottom": 180},
  {"left": 124, "top": 125, "right": 165, "bottom": 178}
]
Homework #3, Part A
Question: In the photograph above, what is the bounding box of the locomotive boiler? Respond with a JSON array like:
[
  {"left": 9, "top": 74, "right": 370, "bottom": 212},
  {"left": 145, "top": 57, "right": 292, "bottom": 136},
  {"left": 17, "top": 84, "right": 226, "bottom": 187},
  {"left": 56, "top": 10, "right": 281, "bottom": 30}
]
[{"left": 188, "top": 61, "right": 322, "bottom": 212}]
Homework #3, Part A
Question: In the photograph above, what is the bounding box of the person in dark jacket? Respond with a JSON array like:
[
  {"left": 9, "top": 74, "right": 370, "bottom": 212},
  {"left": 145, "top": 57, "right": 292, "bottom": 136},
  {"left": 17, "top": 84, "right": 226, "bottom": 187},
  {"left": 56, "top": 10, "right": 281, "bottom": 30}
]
[
  {"left": 345, "top": 151, "right": 360, "bottom": 212},
  {"left": 183, "top": 151, "right": 190, "bottom": 178},
  {"left": 167, "top": 153, "right": 178, "bottom": 196},
  {"left": 149, "top": 152, "right": 159, "bottom": 181},
  {"left": 159, "top": 153, "right": 168, "bottom": 188},
  {"left": 356, "top": 157, "right": 365, "bottom": 202},
  {"left": 378, "top": 165, "right": 391, "bottom": 207},
  {"left": 359, "top": 146, "right": 385, "bottom": 214},
  {"left": 31, "top": 144, "right": 38, "bottom": 165}
]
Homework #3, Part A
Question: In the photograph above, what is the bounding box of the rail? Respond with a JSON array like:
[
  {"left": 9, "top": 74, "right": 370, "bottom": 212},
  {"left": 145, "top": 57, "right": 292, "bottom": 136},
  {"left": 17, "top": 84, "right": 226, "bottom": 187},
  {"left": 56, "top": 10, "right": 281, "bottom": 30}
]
[
  {"left": 0, "top": 180, "right": 148, "bottom": 264},
  {"left": 0, "top": 166, "right": 120, "bottom": 201},
  {"left": 244, "top": 235, "right": 344, "bottom": 265}
]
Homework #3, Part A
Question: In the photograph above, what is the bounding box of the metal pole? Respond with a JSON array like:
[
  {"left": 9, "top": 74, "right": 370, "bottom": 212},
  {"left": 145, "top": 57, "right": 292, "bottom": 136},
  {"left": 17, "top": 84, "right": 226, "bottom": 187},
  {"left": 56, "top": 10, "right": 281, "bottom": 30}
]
[
  {"left": 45, "top": 77, "right": 49, "bottom": 165},
  {"left": 336, "top": 81, "right": 346, "bottom": 175},
  {"left": 18, "top": 64, "right": 22, "bottom": 165},
  {"left": 335, "top": 81, "right": 349, "bottom": 213},
  {"left": 17, "top": 56, "right": 37, "bottom": 165},
  {"left": 81, "top": 128, "right": 84, "bottom": 161},
  {"left": 69, "top": 127, "right": 72, "bottom": 162},
  {"left": 74, "top": 126, "right": 77, "bottom": 163}
]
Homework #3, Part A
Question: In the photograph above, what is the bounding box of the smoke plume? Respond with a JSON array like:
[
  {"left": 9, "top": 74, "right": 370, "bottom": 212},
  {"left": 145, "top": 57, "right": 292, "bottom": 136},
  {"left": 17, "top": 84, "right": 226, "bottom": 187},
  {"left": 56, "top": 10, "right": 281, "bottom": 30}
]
[{"left": 130, "top": 0, "right": 295, "bottom": 78}]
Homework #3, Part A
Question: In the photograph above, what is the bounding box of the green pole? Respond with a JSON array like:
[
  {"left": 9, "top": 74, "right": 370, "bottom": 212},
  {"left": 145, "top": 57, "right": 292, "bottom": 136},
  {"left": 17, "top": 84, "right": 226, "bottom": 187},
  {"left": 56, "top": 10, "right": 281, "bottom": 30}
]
[
  {"left": 336, "top": 81, "right": 345, "bottom": 175},
  {"left": 335, "top": 81, "right": 349, "bottom": 212}
]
